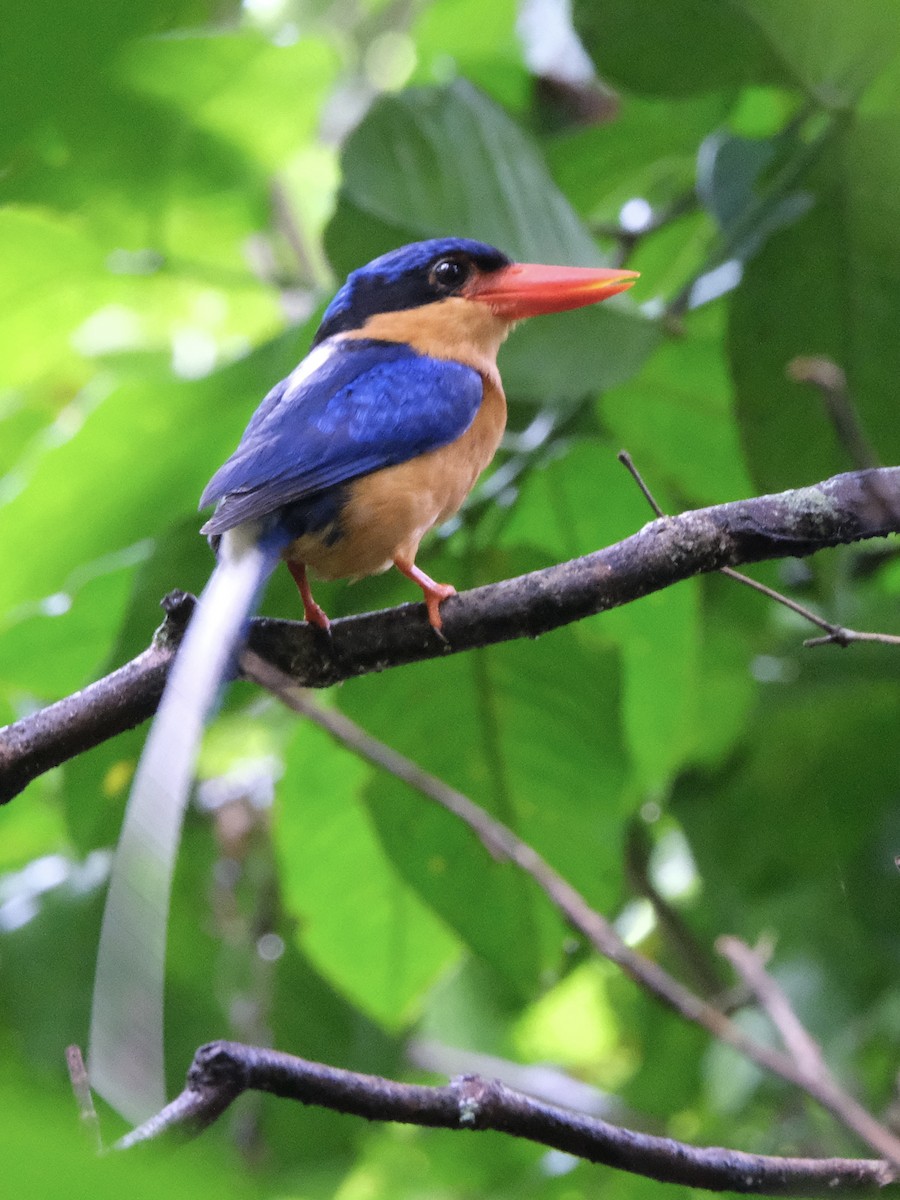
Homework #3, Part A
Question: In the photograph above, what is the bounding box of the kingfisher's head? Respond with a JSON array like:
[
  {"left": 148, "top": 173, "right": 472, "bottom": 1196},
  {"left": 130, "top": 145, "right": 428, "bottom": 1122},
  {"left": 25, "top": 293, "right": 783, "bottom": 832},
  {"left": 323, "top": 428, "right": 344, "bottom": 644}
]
[{"left": 313, "top": 237, "right": 638, "bottom": 354}]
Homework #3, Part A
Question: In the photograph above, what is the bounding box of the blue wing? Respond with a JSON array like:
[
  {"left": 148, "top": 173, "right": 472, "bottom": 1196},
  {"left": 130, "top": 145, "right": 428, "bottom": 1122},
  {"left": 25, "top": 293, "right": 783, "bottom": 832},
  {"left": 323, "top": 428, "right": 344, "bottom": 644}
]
[{"left": 201, "top": 338, "right": 483, "bottom": 535}]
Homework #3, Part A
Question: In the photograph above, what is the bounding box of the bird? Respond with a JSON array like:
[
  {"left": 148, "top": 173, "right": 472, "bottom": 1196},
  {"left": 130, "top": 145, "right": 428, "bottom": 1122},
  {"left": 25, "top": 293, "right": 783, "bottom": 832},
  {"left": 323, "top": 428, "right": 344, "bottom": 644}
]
[{"left": 88, "top": 237, "right": 638, "bottom": 1125}]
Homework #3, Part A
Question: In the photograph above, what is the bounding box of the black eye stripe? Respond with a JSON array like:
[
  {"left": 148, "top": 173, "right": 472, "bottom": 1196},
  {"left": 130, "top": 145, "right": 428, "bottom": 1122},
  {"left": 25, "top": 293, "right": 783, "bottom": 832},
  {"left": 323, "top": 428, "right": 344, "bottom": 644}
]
[{"left": 313, "top": 242, "right": 511, "bottom": 343}]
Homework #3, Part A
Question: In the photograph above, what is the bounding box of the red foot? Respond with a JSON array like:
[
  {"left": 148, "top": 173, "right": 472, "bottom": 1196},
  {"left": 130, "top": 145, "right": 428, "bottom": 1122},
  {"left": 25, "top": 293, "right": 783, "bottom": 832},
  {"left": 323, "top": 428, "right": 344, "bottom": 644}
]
[
  {"left": 393, "top": 558, "right": 457, "bottom": 630},
  {"left": 287, "top": 561, "right": 331, "bottom": 631}
]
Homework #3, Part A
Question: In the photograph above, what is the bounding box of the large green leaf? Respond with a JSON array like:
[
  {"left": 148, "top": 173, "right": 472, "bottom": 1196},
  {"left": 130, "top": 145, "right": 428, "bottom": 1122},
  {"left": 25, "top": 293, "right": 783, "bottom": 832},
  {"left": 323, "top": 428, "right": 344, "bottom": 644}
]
[
  {"left": 0, "top": 330, "right": 312, "bottom": 616},
  {"left": 336, "top": 579, "right": 631, "bottom": 993},
  {"left": 575, "top": 0, "right": 897, "bottom": 103},
  {"left": 675, "top": 675, "right": 900, "bottom": 1016},
  {"left": 0, "top": 0, "right": 226, "bottom": 159},
  {"left": 546, "top": 92, "right": 729, "bottom": 223},
  {"left": 276, "top": 720, "right": 460, "bottom": 1028},
  {"left": 411, "top": 0, "right": 525, "bottom": 110},
  {"left": 730, "top": 116, "right": 900, "bottom": 490},
  {"left": 0, "top": 210, "right": 109, "bottom": 390},
  {"left": 499, "top": 442, "right": 713, "bottom": 794},
  {"left": 330, "top": 80, "right": 604, "bottom": 267},
  {"left": 326, "top": 81, "right": 658, "bottom": 408},
  {"left": 739, "top": 0, "right": 899, "bottom": 104},
  {"left": 0, "top": 547, "right": 147, "bottom": 701},
  {"left": 122, "top": 32, "right": 338, "bottom": 170},
  {"left": 573, "top": 0, "right": 784, "bottom": 96},
  {"left": 604, "top": 306, "right": 755, "bottom": 504}
]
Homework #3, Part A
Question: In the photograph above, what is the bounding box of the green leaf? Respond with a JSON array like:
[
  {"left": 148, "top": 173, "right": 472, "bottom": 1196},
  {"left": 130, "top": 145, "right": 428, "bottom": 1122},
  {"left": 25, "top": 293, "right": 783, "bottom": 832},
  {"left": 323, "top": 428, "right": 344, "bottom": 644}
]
[
  {"left": 0, "top": 330, "right": 312, "bottom": 615},
  {"left": 501, "top": 304, "right": 661, "bottom": 403},
  {"left": 0, "top": 546, "right": 148, "bottom": 701},
  {"left": 411, "top": 0, "right": 526, "bottom": 111},
  {"left": 500, "top": 443, "right": 706, "bottom": 794},
  {"left": 330, "top": 80, "right": 604, "bottom": 266},
  {"left": 730, "top": 117, "right": 900, "bottom": 490},
  {"left": 276, "top": 720, "right": 460, "bottom": 1028},
  {"left": 573, "top": 0, "right": 784, "bottom": 96},
  {"left": 0, "top": 209, "right": 107, "bottom": 390},
  {"left": 0, "top": 0, "right": 222, "bottom": 158},
  {"left": 604, "top": 306, "right": 755, "bottom": 504},
  {"left": 338, "top": 590, "right": 631, "bottom": 993},
  {"left": 326, "top": 82, "right": 658, "bottom": 406},
  {"left": 546, "top": 92, "right": 729, "bottom": 223},
  {"left": 737, "top": 0, "right": 899, "bottom": 105},
  {"left": 675, "top": 677, "right": 900, "bottom": 1009},
  {"left": 122, "top": 32, "right": 338, "bottom": 170}
]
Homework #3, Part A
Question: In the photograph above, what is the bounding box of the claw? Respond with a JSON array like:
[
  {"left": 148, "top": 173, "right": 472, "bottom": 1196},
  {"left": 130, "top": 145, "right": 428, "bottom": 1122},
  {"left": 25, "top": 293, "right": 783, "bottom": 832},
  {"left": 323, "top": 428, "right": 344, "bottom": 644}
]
[
  {"left": 393, "top": 558, "right": 456, "bottom": 630},
  {"left": 287, "top": 561, "right": 331, "bottom": 631}
]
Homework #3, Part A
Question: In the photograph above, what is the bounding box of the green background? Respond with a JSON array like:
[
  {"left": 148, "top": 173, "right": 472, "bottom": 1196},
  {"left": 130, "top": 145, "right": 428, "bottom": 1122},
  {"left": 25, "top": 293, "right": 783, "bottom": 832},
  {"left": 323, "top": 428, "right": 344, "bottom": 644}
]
[{"left": 1, "top": 0, "right": 899, "bottom": 1195}]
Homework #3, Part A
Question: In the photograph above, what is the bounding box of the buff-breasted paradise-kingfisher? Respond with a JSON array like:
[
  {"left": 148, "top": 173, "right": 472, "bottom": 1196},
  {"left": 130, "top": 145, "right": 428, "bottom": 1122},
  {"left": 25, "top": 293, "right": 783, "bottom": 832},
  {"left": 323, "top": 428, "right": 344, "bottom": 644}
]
[{"left": 89, "top": 238, "right": 638, "bottom": 1124}]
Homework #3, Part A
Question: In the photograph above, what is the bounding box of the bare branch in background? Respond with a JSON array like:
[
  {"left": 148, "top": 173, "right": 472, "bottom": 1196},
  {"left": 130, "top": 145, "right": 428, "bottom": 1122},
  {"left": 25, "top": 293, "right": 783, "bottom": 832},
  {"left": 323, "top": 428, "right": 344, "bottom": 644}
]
[
  {"left": 114, "top": 1040, "right": 895, "bottom": 1195},
  {"left": 717, "top": 937, "right": 830, "bottom": 1085},
  {"left": 66, "top": 1044, "right": 103, "bottom": 1154},
  {"left": 617, "top": 452, "right": 900, "bottom": 649},
  {"left": 241, "top": 655, "right": 900, "bottom": 1167},
  {"left": 788, "top": 357, "right": 881, "bottom": 472}
]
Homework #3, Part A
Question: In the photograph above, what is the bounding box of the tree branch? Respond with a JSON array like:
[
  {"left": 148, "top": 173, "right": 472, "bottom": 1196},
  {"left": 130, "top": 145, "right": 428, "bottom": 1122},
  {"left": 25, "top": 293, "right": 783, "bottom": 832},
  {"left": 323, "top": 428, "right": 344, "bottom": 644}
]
[
  {"left": 2, "top": 466, "right": 898, "bottom": 802},
  {"left": 616, "top": 451, "right": 900, "bottom": 648},
  {"left": 66, "top": 1044, "right": 103, "bottom": 1153},
  {"left": 239, "top": 656, "right": 900, "bottom": 1167},
  {"left": 717, "top": 937, "right": 831, "bottom": 1084},
  {"left": 114, "top": 1040, "right": 895, "bottom": 1195},
  {"left": 788, "top": 357, "right": 881, "bottom": 472}
]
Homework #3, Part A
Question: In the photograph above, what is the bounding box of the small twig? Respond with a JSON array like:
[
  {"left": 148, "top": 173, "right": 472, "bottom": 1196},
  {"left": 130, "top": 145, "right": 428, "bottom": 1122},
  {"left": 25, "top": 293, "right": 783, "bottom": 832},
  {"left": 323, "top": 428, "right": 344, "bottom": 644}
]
[
  {"left": 66, "top": 1044, "right": 103, "bottom": 1153},
  {"left": 717, "top": 936, "right": 900, "bottom": 1175},
  {"left": 804, "top": 628, "right": 900, "bottom": 649},
  {"left": 717, "top": 938, "right": 830, "bottom": 1085},
  {"left": 788, "top": 357, "right": 881, "bottom": 472},
  {"left": 590, "top": 192, "right": 699, "bottom": 267},
  {"left": 616, "top": 451, "right": 900, "bottom": 649},
  {"left": 617, "top": 450, "right": 665, "bottom": 517},
  {"left": 270, "top": 177, "right": 320, "bottom": 290},
  {"left": 624, "top": 820, "right": 724, "bottom": 998},
  {"left": 241, "top": 654, "right": 900, "bottom": 1166},
  {"left": 115, "top": 1040, "right": 894, "bottom": 1195}
]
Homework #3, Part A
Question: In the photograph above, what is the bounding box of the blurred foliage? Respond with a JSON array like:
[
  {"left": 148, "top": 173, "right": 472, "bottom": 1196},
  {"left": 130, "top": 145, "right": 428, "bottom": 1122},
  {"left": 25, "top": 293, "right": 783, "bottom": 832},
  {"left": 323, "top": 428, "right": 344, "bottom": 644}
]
[{"left": 1, "top": 0, "right": 899, "bottom": 1196}]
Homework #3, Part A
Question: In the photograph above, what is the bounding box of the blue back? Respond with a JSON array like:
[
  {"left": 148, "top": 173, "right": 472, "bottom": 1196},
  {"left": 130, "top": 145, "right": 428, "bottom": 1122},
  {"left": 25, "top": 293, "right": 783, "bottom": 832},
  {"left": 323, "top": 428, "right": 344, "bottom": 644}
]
[{"left": 201, "top": 337, "right": 483, "bottom": 536}]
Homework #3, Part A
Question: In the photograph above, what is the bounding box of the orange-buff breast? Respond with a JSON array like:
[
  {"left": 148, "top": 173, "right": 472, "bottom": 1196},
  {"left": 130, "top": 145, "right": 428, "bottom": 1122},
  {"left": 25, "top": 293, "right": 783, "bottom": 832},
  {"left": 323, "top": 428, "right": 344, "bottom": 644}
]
[{"left": 284, "top": 376, "right": 506, "bottom": 581}]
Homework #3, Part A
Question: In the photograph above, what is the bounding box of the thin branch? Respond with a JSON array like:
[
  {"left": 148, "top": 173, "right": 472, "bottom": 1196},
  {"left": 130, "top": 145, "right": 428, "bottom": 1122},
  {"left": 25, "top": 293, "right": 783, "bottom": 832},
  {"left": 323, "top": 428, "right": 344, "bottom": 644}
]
[
  {"left": 240, "top": 654, "right": 900, "bottom": 1167},
  {"left": 0, "top": 594, "right": 192, "bottom": 802},
  {"left": 116, "top": 1040, "right": 895, "bottom": 1195},
  {"left": 788, "top": 357, "right": 881, "bottom": 472},
  {"left": 718, "top": 566, "right": 847, "bottom": 634},
  {"left": 617, "top": 450, "right": 666, "bottom": 518},
  {"left": 2, "top": 465, "right": 900, "bottom": 802},
  {"left": 66, "top": 1044, "right": 103, "bottom": 1153},
  {"left": 616, "top": 452, "right": 900, "bottom": 648},
  {"left": 625, "top": 820, "right": 725, "bottom": 999},
  {"left": 715, "top": 936, "right": 900, "bottom": 1186},
  {"left": 804, "top": 628, "right": 900, "bottom": 649},
  {"left": 717, "top": 938, "right": 830, "bottom": 1085}
]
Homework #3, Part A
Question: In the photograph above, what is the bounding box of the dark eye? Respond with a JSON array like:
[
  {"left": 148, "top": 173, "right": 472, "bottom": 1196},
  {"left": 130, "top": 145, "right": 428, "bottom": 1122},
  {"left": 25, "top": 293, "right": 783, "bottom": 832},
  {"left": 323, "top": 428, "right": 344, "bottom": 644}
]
[{"left": 431, "top": 256, "right": 469, "bottom": 291}]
